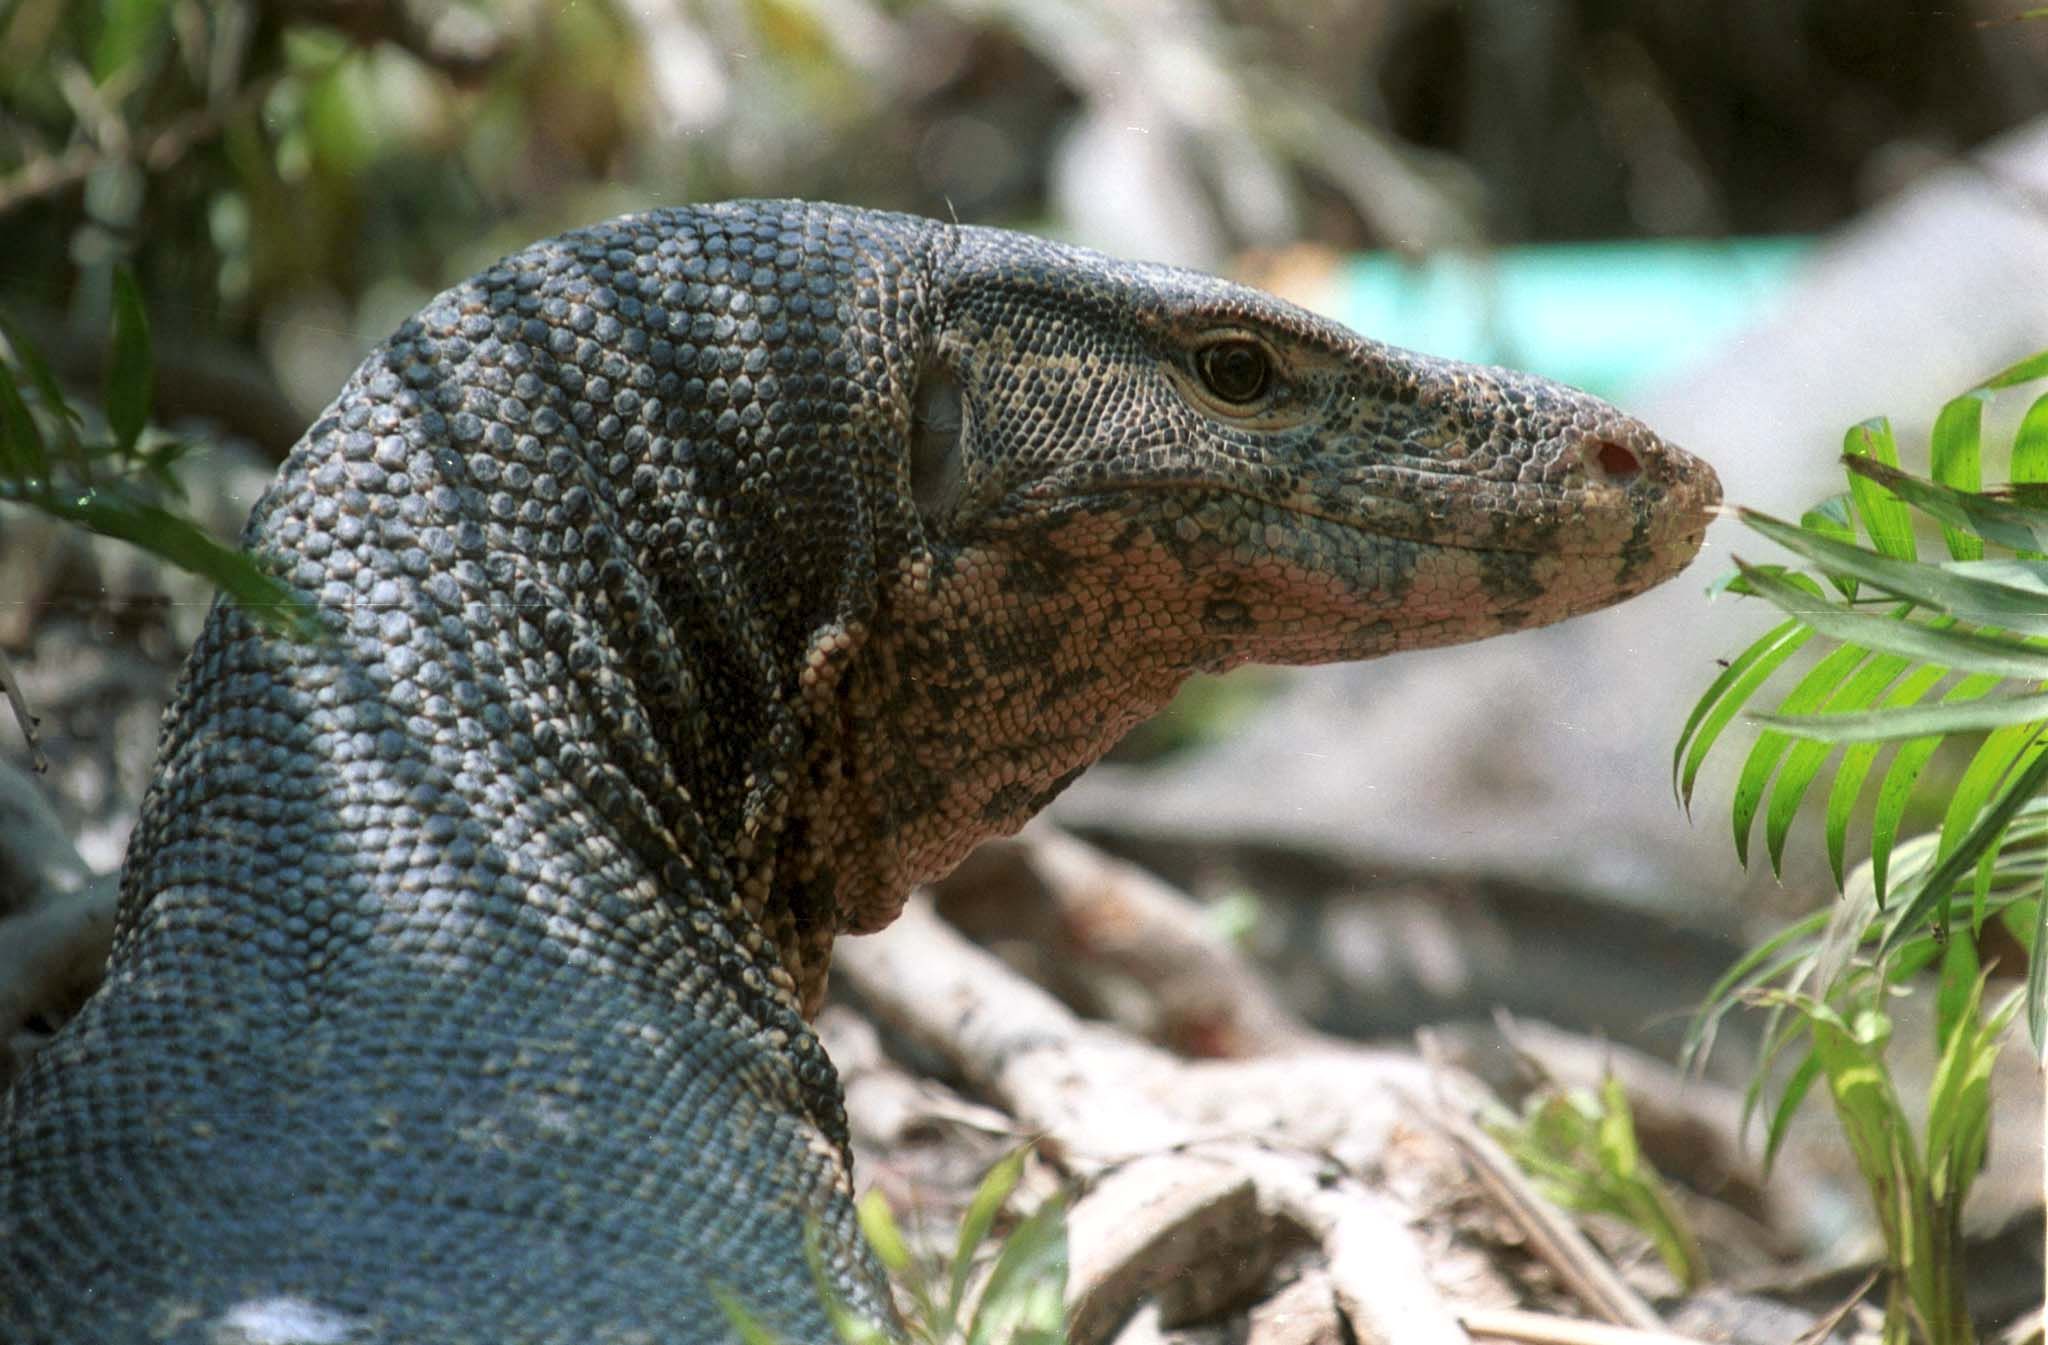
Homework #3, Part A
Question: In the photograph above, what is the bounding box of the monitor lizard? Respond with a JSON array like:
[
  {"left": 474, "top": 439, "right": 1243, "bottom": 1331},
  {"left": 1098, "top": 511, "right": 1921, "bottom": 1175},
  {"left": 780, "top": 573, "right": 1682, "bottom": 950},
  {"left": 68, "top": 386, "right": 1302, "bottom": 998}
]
[{"left": 0, "top": 199, "right": 1719, "bottom": 1343}]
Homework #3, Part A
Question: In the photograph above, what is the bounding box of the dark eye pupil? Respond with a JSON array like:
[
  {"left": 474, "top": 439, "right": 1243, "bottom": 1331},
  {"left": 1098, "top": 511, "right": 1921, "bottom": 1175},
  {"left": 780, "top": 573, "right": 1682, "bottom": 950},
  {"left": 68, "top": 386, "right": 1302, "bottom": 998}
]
[{"left": 1199, "top": 342, "right": 1269, "bottom": 403}]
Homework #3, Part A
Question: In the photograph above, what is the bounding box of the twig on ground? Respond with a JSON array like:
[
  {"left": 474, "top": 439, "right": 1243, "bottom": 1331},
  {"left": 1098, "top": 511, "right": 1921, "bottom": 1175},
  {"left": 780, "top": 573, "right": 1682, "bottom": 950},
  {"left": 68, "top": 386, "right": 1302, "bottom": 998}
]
[
  {"left": 1419, "top": 1030, "right": 1666, "bottom": 1333},
  {"left": 1473, "top": 1012, "right": 1800, "bottom": 1252},
  {"left": 1787, "top": 1269, "right": 1880, "bottom": 1345},
  {"left": 838, "top": 893, "right": 1200, "bottom": 1166},
  {"left": 1460, "top": 1307, "right": 1712, "bottom": 1345},
  {"left": 1244, "top": 1268, "right": 1344, "bottom": 1345},
  {"left": 837, "top": 894, "right": 1481, "bottom": 1345},
  {"left": 935, "top": 822, "right": 1321, "bottom": 1057},
  {"left": 1066, "top": 1155, "right": 1270, "bottom": 1343},
  {"left": 1319, "top": 1189, "right": 1474, "bottom": 1345}
]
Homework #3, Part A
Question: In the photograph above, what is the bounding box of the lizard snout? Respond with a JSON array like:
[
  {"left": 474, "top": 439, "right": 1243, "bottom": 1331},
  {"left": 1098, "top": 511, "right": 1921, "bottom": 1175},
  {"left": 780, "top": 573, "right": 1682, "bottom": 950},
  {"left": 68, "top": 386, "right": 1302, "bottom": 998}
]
[{"left": 1579, "top": 411, "right": 1722, "bottom": 546}]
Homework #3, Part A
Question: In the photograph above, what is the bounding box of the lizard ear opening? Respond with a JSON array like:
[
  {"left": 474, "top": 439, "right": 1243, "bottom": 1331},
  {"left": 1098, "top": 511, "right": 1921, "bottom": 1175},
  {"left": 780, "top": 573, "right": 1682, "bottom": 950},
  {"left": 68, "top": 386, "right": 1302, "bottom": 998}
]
[{"left": 910, "top": 366, "right": 967, "bottom": 521}]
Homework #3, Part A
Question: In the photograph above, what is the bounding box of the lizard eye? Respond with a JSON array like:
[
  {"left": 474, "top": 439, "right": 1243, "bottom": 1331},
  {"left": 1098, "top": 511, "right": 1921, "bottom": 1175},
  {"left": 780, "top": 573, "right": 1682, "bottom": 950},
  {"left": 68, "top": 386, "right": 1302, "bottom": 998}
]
[{"left": 1196, "top": 340, "right": 1272, "bottom": 405}]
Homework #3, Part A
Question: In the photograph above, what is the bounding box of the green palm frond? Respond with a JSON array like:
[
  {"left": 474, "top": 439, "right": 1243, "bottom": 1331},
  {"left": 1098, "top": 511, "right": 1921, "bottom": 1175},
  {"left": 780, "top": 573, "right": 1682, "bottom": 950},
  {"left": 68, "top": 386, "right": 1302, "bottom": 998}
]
[{"left": 1677, "top": 353, "right": 2048, "bottom": 1046}]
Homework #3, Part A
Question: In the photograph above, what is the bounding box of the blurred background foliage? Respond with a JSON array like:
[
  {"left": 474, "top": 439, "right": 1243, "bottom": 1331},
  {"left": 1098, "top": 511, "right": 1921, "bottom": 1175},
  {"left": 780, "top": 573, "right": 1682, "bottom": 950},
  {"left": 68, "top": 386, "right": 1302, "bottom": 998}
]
[{"left": 6, "top": 0, "right": 2048, "bottom": 465}]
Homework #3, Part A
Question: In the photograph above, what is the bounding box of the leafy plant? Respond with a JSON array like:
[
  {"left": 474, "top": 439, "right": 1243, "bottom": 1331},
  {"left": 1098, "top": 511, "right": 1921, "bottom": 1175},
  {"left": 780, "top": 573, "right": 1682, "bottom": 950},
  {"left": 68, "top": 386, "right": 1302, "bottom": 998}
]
[
  {"left": 1486, "top": 1072, "right": 1709, "bottom": 1290},
  {"left": 0, "top": 271, "right": 321, "bottom": 642},
  {"left": 1756, "top": 970, "right": 2018, "bottom": 1345},
  {"left": 1677, "top": 350, "right": 2048, "bottom": 1344},
  {"left": 718, "top": 1147, "right": 1069, "bottom": 1345}
]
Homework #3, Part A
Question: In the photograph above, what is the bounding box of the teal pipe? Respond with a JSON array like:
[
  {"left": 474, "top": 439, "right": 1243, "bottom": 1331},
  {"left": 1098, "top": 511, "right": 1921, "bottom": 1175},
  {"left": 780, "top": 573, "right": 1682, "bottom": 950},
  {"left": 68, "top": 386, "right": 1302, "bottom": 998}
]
[{"left": 1314, "top": 238, "right": 1814, "bottom": 400}]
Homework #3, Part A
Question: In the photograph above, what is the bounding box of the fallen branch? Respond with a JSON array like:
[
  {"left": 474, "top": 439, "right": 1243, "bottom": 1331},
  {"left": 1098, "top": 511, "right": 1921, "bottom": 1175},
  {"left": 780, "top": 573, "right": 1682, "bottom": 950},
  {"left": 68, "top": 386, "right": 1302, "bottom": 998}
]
[
  {"left": 933, "top": 822, "right": 1320, "bottom": 1057},
  {"left": 837, "top": 895, "right": 1479, "bottom": 1345},
  {"left": 1417, "top": 1035, "right": 1665, "bottom": 1334},
  {"left": 1461, "top": 1307, "right": 1712, "bottom": 1345}
]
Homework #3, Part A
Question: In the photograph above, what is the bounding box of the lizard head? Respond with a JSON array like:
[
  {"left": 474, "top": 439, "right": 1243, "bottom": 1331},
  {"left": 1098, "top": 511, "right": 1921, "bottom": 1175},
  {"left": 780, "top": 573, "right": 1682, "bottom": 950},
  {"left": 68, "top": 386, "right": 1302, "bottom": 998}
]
[
  {"left": 905, "top": 229, "right": 1720, "bottom": 668},
  {"left": 830, "top": 225, "right": 1718, "bottom": 934}
]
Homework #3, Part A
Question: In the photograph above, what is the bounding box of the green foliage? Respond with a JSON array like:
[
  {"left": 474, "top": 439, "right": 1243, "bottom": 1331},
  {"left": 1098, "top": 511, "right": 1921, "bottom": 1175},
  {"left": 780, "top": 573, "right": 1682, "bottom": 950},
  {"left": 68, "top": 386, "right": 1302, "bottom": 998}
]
[
  {"left": 1677, "top": 349, "right": 2048, "bottom": 1033},
  {"left": 1486, "top": 1074, "right": 1708, "bottom": 1291},
  {"left": 1679, "top": 352, "right": 2048, "bottom": 1343},
  {"left": 0, "top": 275, "right": 320, "bottom": 640},
  {"left": 1744, "top": 966, "right": 2020, "bottom": 1345},
  {"left": 861, "top": 1146, "right": 1068, "bottom": 1345},
  {"left": 718, "top": 1147, "right": 1069, "bottom": 1345}
]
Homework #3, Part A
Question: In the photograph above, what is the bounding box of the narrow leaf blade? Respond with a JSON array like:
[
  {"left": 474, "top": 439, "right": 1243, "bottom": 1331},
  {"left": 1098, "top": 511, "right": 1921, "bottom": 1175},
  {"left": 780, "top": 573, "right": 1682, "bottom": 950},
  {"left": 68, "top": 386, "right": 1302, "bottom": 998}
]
[
  {"left": 106, "top": 268, "right": 154, "bottom": 457},
  {"left": 1845, "top": 418, "right": 1915, "bottom": 561},
  {"left": 1929, "top": 391, "right": 1988, "bottom": 561}
]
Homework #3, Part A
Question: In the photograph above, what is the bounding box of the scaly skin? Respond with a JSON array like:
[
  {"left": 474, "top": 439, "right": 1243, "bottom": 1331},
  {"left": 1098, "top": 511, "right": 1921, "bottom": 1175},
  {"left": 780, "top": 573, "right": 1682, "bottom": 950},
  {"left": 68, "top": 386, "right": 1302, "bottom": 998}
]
[{"left": 0, "top": 201, "right": 1718, "bottom": 1343}]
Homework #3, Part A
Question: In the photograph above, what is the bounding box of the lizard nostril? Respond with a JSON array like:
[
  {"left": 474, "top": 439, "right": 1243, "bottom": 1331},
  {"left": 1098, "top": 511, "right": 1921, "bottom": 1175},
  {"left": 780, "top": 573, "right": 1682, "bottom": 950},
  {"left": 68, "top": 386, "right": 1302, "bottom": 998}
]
[{"left": 1585, "top": 438, "right": 1641, "bottom": 484}]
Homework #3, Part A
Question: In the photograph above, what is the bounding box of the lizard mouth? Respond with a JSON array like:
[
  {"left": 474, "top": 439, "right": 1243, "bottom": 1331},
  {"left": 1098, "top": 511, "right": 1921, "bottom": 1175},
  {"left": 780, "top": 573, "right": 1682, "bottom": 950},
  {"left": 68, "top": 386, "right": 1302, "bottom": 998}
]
[
  {"left": 1027, "top": 408, "right": 1723, "bottom": 567},
  {"left": 1037, "top": 461, "right": 1718, "bottom": 564},
  {"left": 1015, "top": 402, "right": 1720, "bottom": 565}
]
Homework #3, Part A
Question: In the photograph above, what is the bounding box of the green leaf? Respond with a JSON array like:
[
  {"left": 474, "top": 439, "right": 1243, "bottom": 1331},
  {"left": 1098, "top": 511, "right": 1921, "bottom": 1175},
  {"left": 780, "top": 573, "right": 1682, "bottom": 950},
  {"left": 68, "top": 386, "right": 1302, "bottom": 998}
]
[
  {"left": 136, "top": 437, "right": 193, "bottom": 500},
  {"left": 1933, "top": 933, "right": 1980, "bottom": 1059},
  {"left": 2014, "top": 391, "right": 2048, "bottom": 481},
  {"left": 0, "top": 311, "right": 84, "bottom": 434},
  {"left": 0, "top": 360, "right": 48, "bottom": 483},
  {"left": 1801, "top": 494, "right": 1863, "bottom": 598},
  {"left": 950, "top": 1146, "right": 1029, "bottom": 1324},
  {"left": 1803, "top": 1000, "right": 1920, "bottom": 1228},
  {"left": 1735, "top": 561, "right": 2048, "bottom": 681},
  {"left": 1869, "top": 674, "right": 2001, "bottom": 901},
  {"left": 1929, "top": 391, "right": 1989, "bottom": 561},
  {"left": 1762, "top": 1049, "right": 1824, "bottom": 1176},
  {"left": 1881, "top": 745, "right": 2048, "bottom": 955},
  {"left": 1802, "top": 493, "right": 1857, "bottom": 540},
  {"left": 0, "top": 481, "right": 323, "bottom": 641},
  {"left": 1847, "top": 456, "right": 2048, "bottom": 554},
  {"left": 1682, "top": 907, "right": 1831, "bottom": 1071},
  {"left": 1591, "top": 1076, "right": 1706, "bottom": 1289},
  {"left": 2011, "top": 394, "right": 2048, "bottom": 558},
  {"left": 93, "top": 0, "right": 171, "bottom": 80},
  {"left": 1825, "top": 741, "right": 1884, "bottom": 889},
  {"left": 1941, "top": 725, "right": 2044, "bottom": 885},
  {"left": 1979, "top": 744, "right": 2045, "bottom": 926},
  {"left": 1707, "top": 563, "right": 1806, "bottom": 601},
  {"left": 1945, "top": 558, "right": 2048, "bottom": 592},
  {"left": 1733, "top": 1017, "right": 1782, "bottom": 1148},
  {"left": 1675, "top": 619, "right": 1814, "bottom": 807},
  {"left": 1977, "top": 346, "right": 2048, "bottom": 391},
  {"left": 1591, "top": 1075, "right": 1639, "bottom": 1182},
  {"left": 1845, "top": 417, "right": 1915, "bottom": 561},
  {"left": 1766, "top": 651, "right": 1910, "bottom": 875},
  {"left": 1734, "top": 642, "right": 1867, "bottom": 869},
  {"left": 712, "top": 1285, "right": 788, "bottom": 1345},
  {"left": 1741, "top": 509, "right": 2048, "bottom": 633},
  {"left": 1924, "top": 972, "right": 2017, "bottom": 1208},
  {"left": 965, "top": 1193, "right": 1068, "bottom": 1345},
  {"left": 855, "top": 1190, "right": 911, "bottom": 1276},
  {"left": 106, "top": 268, "right": 154, "bottom": 457},
  {"left": 1824, "top": 665, "right": 1947, "bottom": 887},
  {"left": 1764, "top": 688, "right": 2048, "bottom": 743},
  {"left": 1767, "top": 734, "right": 1839, "bottom": 875}
]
